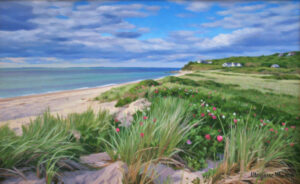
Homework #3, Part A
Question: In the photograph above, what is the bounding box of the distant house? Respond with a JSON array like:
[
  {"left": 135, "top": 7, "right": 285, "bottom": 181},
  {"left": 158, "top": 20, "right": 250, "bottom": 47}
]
[
  {"left": 222, "top": 62, "right": 242, "bottom": 67},
  {"left": 271, "top": 64, "right": 280, "bottom": 68},
  {"left": 197, "top": 60, "right": 209, "bottom": 64},
  {"left": 287, "top": 52, "right": 295, "bottom": 56},
  {"left": 278, "top": 53, "right": 284, "bottom": 57}
]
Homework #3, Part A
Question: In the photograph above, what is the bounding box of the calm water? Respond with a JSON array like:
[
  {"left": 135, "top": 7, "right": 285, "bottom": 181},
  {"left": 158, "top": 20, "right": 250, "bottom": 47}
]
[{"left": 0, "top": 67, "right": 179, "bottom": 98}]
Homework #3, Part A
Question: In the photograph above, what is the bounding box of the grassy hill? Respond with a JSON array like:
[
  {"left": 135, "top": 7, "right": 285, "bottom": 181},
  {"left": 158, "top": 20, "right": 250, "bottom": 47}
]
[{"left": 182, "top": 51, "right": 300, "bottom": 74}]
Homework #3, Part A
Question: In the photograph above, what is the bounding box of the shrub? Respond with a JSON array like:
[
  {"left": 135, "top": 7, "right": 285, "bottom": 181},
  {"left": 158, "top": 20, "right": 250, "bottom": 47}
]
[{"left": 115, "top": 96, "right": 138, "bottom": 107}]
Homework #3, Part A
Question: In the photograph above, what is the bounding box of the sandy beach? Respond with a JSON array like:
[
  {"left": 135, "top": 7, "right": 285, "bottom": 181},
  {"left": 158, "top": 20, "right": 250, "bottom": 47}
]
[{"left": 0, "top": 71, "right": 189, "bottom": 131}]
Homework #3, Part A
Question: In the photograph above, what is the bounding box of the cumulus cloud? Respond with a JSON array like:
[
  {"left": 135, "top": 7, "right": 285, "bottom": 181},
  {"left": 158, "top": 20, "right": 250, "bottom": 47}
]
[{"left": 0, "top": 1, "right": 299, "bottom": 67}]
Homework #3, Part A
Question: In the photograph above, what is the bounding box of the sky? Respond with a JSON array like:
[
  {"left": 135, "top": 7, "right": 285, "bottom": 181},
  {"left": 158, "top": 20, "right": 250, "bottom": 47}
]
[{"left": 0, "top": 0, "right": 299, "bottom": 68}]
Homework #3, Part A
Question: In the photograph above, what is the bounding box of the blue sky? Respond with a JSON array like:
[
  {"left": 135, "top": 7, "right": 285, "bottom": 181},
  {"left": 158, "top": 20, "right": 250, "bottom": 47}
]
[{"left": 0, "top": 0, "right": 299, "bottom": 68}]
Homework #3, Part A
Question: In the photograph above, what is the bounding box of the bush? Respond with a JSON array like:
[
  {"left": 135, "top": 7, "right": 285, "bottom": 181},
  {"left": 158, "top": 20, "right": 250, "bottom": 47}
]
[{"left": 115, "top": 96, "right": 138, "bottom": 107}]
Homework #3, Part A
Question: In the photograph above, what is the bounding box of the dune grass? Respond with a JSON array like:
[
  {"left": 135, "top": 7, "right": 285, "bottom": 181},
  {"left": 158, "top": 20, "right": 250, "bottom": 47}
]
[
  {"left": 211, "top": 118, "right": 297, "bottom": 183},
  {"left": 105, "top": 97, "right": 197, "bottom": 183},
  {"left": 0, "top": 111, "right": 84, "bottom": 183},
  {"left": 67, "top": 109, "right": 112, "bottom": 153}
]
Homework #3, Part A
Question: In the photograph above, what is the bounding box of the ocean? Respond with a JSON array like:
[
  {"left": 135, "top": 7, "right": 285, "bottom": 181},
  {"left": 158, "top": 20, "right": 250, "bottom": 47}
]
[{"left": 0, "top": 67, "right": 179, "bottom": 98}]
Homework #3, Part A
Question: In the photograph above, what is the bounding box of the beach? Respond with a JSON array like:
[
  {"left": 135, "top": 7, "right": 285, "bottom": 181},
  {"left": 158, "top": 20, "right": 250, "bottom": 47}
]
[{"left": 0, "top": 71, "right": 189, "bottom": 132}]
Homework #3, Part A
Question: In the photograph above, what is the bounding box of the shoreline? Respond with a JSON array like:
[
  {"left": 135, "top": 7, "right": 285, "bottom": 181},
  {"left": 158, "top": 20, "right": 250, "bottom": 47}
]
[{"left": 0, "top": 71, "right": 190, "bottom": 131}]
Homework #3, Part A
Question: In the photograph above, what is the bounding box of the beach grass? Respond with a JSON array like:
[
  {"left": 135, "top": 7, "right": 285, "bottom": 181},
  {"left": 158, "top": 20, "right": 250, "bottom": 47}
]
[{"left": 0, "top": 111, "right": 84, "bottom": 183}]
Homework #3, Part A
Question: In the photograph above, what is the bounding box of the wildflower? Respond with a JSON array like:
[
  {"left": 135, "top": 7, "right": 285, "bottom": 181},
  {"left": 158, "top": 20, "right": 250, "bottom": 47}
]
[
  {"left": 153, "top": 118, "right": 157, "bottom": 123},
  {"left": 260, "top": 119, "right": 263, "bottom": 123},
  {"left": 263, "top": 123, "right": 267, "bottom": 126},
  {"left": 116, "top": 128, "right": 120, "bottom": 132},
  {"left": 253, "top": 113, "right": 257, "bottom": 117},
  {"left": 208, "top": 112, "right": 212, "bottom": 116},
  {"left": 206, "top": 104, "right": 209, "bottom": 107},
  {"left": 217, "top": 135, "right": 223, "bottom": 142},
  {"left": 193, "top": 114, "right": 196, "bottom": 118},
  {"left": 186, "top": 139, "right": 192, "bottom": 145},
  {"left": 275, "top": 130, "right": 278, "bottom": 134},
  {"left": 205, "top": 134, "right": 211, "bottom": 140},
  {"left": 201, "top": 103, "right": 205, "bottom": 107},
  {"left": 269, "top": 128, "right": 274, "bottom": 132},
  {"left": 207, "top": 110, "right": 210, "bottom": 113},
  {"left": 143, "top": 116, "right": 148, "bottom": 120},
  {"left": 222, "top": 115, "right": 226, "bottom": 119},
  {"left": 285, "top": 127, "right": 288, "bottom": 131},
  {"left": 140, "top": 133, "right": 144, "bottom": 138},
  {"left": 290, "top": 143, "right": 294, "bottom": 147},
  {"left": 234, "top": 119, "right": 238, "bottom": 124},
  {"left": 291, "top": 126, "right": 296, "bottom": 129},
  {"left": 114, "top": 118, "right": 119, "bottom": 123},
  {"left": 282, "top": 122, "right": 286, "bottom": 126},
  {"left": 212, "top": 115, "right": 217, "bottom": 120},
  {"left": 218, "top": 129, "right": 221, "bottom": 133},
  {"left": 139, "top": 122, "right": 143, "bottom": 126},
  {"left": 233, "top": 112, "right": 236, "bottom": 116},
  {"left": 201, "top": 113, "right": 205, "bottom": 117},
  {"left": 213, "top": 107, "right": 216, "bottom": 111},
  {"left": 154, "top": 89, "right": 159, "bottom": 94}
]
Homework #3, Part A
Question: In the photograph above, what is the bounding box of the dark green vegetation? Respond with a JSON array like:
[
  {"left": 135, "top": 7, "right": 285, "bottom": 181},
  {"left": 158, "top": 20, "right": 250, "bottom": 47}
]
[
  {"left": 261, "top": 73, "right": 300, "bottom": 80},
  {"left": 182, "top": 51, "right": 300, "bottom": 74}
]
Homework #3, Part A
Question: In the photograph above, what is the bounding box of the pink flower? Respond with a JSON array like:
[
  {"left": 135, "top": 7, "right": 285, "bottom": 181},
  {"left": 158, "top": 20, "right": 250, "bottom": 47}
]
[
  {"left": 285, "top": 127, "right": 288, "bottom": 131},
  {"left": 140, "top": 133, "right": 144, "bottom": 138},
  {"left": 201, "top": 103, "right": 205, "bottom": 107},
  {"left": 139, "top": 122, "right": 143, "bottom": 126},
  {"left": 201, "top": 113, "right": 205, "bottom": 117},
  {"left": 213, "top": 107, "right": 216, "bottom": 111},
  {"left": 193, "top": 114, "right": 196, "bottom": 118},
  {"left": 291, "top": 126, "right": 296, "bottom": 129},
  {"left": 116, "top": 128, "right": 120, "bottom": 132},
  {"left": 269, "top": 128, "right": 274, "bottom": 132},
  {"left": 260, "top": 119, "right": 263, "bottom": 123},
  {"left": 192, "top": 95, "right": 195, "bottom": 98},
  {"left": 153, "top": 118, "right": 157, "bottom": 123},
  {"left": 263, "top": 123, "right": 267, "bottom": 126},
  {"left": 114, "top": 118, "right": 119, "bottom": 123},
  {"left": 234, "top": 119, "right": 238, "bottom": 124},
  {"left": 208, "top": 113, "right": 212, "bottom": 116},
  {"left": 205, "top": 134, "right": 211, "bottom": 140},
  {"left": 253, "top": 113, "right": 257, "bottom": 117},
  {"left": 186, "top": 139, "right": 192, "bottom": 145},
  {"left": 212, "top": 115, "right": 217, "bottom": 120},
  {"left": 282, "top": 122, "right": 286, "bottom": 126},
  {"left": 218, "top": 129, "right": 221, "bottom": 133},
  {"left": 290, "top": 143, "right": 294, "bottom": 147},
  {"left": 143, "top": 116, "right": 148, "bottom": 120},
  {"left": 217, "top": 135, "right": 223, "bottom": 142},
  {"left": 154, "top": 90, "right": 159, "bottom": 94}
]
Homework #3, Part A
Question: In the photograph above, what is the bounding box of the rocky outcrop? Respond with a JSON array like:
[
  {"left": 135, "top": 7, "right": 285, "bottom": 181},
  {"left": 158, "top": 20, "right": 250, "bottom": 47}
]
[{"left": 80, "top": 152, "right": 111, "bottom": 168}]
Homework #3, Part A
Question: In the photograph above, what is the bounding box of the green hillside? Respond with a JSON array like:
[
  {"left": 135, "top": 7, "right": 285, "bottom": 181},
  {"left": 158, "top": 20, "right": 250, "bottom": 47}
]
[{"left": 182, "top": 51, "right": 300, "bottom": 74}]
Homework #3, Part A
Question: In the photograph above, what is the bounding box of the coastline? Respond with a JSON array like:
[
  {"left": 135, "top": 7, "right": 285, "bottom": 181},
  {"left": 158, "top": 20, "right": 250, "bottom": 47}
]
[{"left": 0, "top": 71, "right": 190, "bottom": 131}]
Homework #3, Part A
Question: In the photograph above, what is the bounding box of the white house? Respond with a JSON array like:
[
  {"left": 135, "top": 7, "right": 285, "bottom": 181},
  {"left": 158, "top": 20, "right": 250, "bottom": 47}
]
[
  {"left": 197, "top": 60, "right": 209, "bottom": 64},
  {"left": 222, "top": 62, "right": 242, "bottom": 67},
  {"left": 287, "top": 52, "right": 295, "bottom": 56},
  {"left": 271, "top": 64, "right": 280, "bottom": 68}
]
